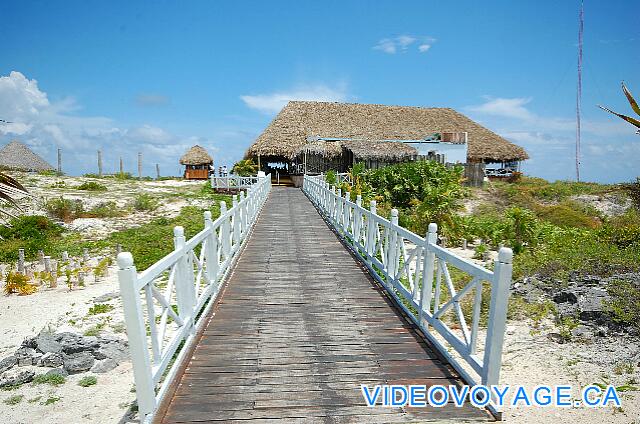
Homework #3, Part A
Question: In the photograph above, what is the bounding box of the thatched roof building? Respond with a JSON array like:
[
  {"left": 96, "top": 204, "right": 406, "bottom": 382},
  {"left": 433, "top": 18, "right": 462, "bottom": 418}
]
[
  {"left": 248, "top": 101, "right": 528, "bottom": 163},
  {"left": 0, "top": 140, "right": 54, "bottom": 172},
  {"left": 179, "top": 145, "right": 213, "bottom": 165}
]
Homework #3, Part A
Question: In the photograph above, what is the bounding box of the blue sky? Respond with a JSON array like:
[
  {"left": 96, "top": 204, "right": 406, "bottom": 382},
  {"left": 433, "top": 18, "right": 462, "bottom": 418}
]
[{"left": 0, "top": 0, "right": 638, "bottom": 182}]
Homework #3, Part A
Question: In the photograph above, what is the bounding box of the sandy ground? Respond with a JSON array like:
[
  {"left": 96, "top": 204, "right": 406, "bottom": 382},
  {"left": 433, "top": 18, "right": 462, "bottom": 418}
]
[{"left": 0, "top": 266, "right": 136, "bottom": 423}]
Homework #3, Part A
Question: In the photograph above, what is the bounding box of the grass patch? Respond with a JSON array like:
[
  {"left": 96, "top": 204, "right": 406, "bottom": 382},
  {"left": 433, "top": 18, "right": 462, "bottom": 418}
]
[
  {"left": 88, "top": 303, "right": 114, "bottom": 315},
  {"left": 604, "top": 279, "right": 640, "bottom": 332},
  {"left": 3, "top": 394, "right": 23, "bottom": 405},
  {"left": 28, "top": 396, "right": 42, "bottom": 403},
  {"left": 42, "top": 396, "right": 61, "bottom": 405},
  {"left": 75, "top": 181, "right": 107, "bottom": 191},
  {"left": 78, "top": 376, "right": 97, "bottom": 387},
  {"left": 0, "top": 215, "right": 63, "bottom": 262},
  {"left": 32, "top": 373, "right": 66, "bottom": 386},
  {"left": 133, "top": 193, "right": 159, "bottom": 211}
]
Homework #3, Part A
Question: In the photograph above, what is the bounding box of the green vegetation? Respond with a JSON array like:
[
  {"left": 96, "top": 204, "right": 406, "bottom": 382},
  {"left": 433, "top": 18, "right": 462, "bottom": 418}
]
[
  {"left": 88, "top": 303, "right": 114, "bottom": 315},
  {"left": 0, "top": 215, "right": 63, "bottom": 261},
  {"left": 42, "top": 396, "right": 61, "bottom": 405},
  {"left": 133, "top": 193, "right": 159, "bottom": 211},
  {"left": 604, "top": 279, "right": 640, "bottom": 332},
  {"left": 3, "top": 394, "right": 23, "bottom": 405},
  {"left": 45, "top": 197, "right": 126, "bottom": 221},
  {"left": 78, "top": 376, "right": 97, "bottom": 387},
  {"left": 3, "top": 271, "right": 38, "bottom": 295},
  {"left": 231, "top": 159, "right": 258, "bottom": 176},
  {"left": 75, "top": 181, "right": 107, "bottom": 191},
  {"left": 32, "top": 373, "right": 66, "bottom": 386}
]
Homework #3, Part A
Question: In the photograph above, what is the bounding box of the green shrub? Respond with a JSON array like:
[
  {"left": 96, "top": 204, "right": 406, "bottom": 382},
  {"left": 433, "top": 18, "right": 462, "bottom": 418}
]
[
  {"left": 45, "top": 197, "right": 84, "bottom": 222},
  {"left": 231, "top": 159, "right": 258, "bottom": 176},
  {"left": 32, "top": 373, "right": 66, "bottom": 386},
  {"left": 88, "top": 303, "right": 114, "bottom": 315},
  {"left": 495, "top": 176, "right": 611, "bottom": 202},
  {"left": 78, "top": 376, "right": 97, "bottom": 387},
  {"left": 133, "top": 194, "right": 159, "bottom": 212},
  {"left": 604, "top": 280, "right": 640, "bottom": 332},
  {"left": 85, "top": 201, "right": 124, "bottom": 218},
  {"left": 0, "top": 215, "right": 63, "bottom": 261},
  {"left": 3, "top": 394, "right": 23, "bottom": 405},
  {"left": 534, "top": 202, "right": 599, "bottom": 229},
  {"left": 75, "top": 181, "right": 107, "bottom": 191},
  {"left": 325, "top": 170, "right": 337, "bottom": 186}
]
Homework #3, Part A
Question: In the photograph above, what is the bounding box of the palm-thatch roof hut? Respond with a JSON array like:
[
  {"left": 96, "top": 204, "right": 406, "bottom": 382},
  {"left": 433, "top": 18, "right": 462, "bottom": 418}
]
[
  {"left": 0, "top": 140, "right": 54, "bottom": 172},
  {"left": 247, "top": 101, "right": 528, "bottom": 176},
  {"left": 180, "top": 145, "right": 213, "bottom": 180}
]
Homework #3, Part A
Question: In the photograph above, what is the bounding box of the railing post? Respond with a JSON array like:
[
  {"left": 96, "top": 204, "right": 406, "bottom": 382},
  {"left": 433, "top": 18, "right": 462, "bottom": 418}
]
[
  {"left": 482, "top": 247, "right": 513, "bottom": 387},
  {"left": 365, "top": 200, "right": 377, "bottom": 262},
  {"left": 336, "top": 189, "right": 342, "bottom": 229},
  {"left": 388, "top": 209, "right": 399, "bottom": 279},
  {"left": 419, "top": 223, "right": 438, "bottom": 327},
  {"left": 174, "top": 226, "right": 196, "bottom": 327},
  {"left": 220, "top": 201, "right": 231, "bottom": 260},
  {"left": 232, "top": 195, "right": 240, "bottom": 249},
  {"left": 204, "top": 211, "right": 219, "bottom": 287},
  {"left": 354, "top": 195, "right": 362, "bottom": 247},
  {"left": 343, "top": 191, "right": 350, "bottom": 233},
  {"left": 117, "top": 252, "right": 156, "bottom": 420},
  {"left": 239, "top": 191, "right": 247, "bottom": 237}
]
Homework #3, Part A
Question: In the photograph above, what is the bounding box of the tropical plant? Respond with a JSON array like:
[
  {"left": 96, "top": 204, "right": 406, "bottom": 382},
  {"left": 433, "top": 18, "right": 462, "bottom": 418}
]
[
  {"left": 0, "top": 172, "right": 28, "bottom": 224},
  {"left": 598, "top": 82, "right": 640, "bottom": 134},
  {"left": 231, "top": 159, "right": 258, "bottom": 176},
  {"left": 324, "top": 170, "right": 337, "bottom": 186},
  {"left": 3, "top": 271, "right": 38, "bottom": 295},
  {"left": 504, "top": 207, "right": 539, "bottom": 253}
]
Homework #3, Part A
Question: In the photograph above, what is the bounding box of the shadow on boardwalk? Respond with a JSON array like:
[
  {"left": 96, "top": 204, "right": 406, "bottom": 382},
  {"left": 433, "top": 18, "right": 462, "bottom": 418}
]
[{"left": 155, "top": 187, "right": 490, "bottom": 423}]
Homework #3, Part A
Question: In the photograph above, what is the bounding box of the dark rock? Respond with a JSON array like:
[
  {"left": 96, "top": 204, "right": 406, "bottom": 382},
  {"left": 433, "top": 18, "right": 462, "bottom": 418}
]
[
  {"left": 0, "top": 355, "right": 17, "bottom": 374},
  {"left": 63, "top": 352, "right": 95, "bottom": 373},
  {"left": 0, "top": 369, "right": 35, "bottom": 387},
  {"left": 93, "top": 342, "right": 129, "bottom": 363},
  {"left": 571, "top": 325, "right": 594, "bottom": 340},
  {"left": 56, "top": 333, "right": 100, "bottom": 354},
  {"left": 45, "top": 367, "right": 68, "bottom": 378},
  {"left": 553, "top": 291, "right": 578, "bottom": 304},
  {"left": 40, "top": 352, "right": 64, "bottom": 368},
  {"left": 547, "top": 333, "right": 566, "bottom": 344},
  {"left": 35, "top": 333, "right": 62, "bottom": 354},
  {"left": 91, "top": 358, "right": 118, "bottom": 373},
  {"left": 15, "top": 347, "right": 41, "bottom": 366},
  {"left": 21, "top": 336, "right": 37, "bottom": 349},
  {"left": 94, "top": 292, "right": 119, "bottom": 303}
]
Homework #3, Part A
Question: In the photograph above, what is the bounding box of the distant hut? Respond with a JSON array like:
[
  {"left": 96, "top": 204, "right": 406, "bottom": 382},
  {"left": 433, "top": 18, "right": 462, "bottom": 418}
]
[
  {"left": 246, "top": 101, "right": 528, "bottom": 185},
  {"left": 180, "top": 145, "right": 213, "bottom": 180},
  {"left": 0, "top": 140, "right": 54, "bottom": 172}
]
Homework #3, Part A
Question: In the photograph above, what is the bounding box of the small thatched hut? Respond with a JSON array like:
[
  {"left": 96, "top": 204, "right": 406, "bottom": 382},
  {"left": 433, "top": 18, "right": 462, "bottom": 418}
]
[
  {"left": 180, "top": 145, "right": 213, "bottom": 180},
  {"left": 247, "top": 101, "right": 528, "bottom": 178},
  {"left": 0, "top": 140, "right": 54, "bottom": 172}
]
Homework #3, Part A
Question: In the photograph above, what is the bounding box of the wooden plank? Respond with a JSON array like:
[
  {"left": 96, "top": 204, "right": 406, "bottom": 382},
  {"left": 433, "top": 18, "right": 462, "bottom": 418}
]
[{"left": 156, "top": 187, "right": 488, "bottom": 423}]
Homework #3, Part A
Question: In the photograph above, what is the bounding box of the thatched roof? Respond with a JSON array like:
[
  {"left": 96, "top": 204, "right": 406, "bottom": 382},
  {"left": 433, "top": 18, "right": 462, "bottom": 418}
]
[
  {"left": 297, "top": 139, "right": 417, "bottom": 161},
  {"left": 179, "top": 145, "right": 213, "bottom": 165},
  {"left": 0, "top": 140, "right": 54, "bottom": 171},
  {"left": 248, "top": 101, "right": 528, "bottom": 162}
]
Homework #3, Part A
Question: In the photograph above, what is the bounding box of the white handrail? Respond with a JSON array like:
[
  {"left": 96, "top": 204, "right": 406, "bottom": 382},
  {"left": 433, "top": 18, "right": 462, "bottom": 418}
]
[
  {"left": 118, "top": 174, "right": 271, "bottom": 423},
  {"left": 210, "top": 174, "right": 259, "bottom": 189},
  {"left": 303, "top": 174, "right": 512, "bottom": 418}
]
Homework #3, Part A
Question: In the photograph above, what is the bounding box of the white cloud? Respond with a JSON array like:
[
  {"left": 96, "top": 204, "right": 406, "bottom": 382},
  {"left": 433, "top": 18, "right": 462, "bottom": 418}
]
[
  {"left": 0, "top": 71, "right": 224, "bottom": 176},
  {"left": 240, "top": 84, "right": 350, "bottom": 114},
  {"left": 373, "top": 35, "right": 436, "bottom": 54},
  {"left": 467, "top": 97, "right": 534, "bottom": 121}
]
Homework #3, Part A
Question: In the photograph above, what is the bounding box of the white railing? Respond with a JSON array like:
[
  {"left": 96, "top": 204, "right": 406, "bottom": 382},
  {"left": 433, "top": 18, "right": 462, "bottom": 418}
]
[
  {"left": 210, "top": 174, "right": 259, "bottom": 189},
  {"left": 303, "top": 175, "right": 512, "bottom": 417},
  {"left": 117, "top": 175, "right": 271, "bottom": 423}
]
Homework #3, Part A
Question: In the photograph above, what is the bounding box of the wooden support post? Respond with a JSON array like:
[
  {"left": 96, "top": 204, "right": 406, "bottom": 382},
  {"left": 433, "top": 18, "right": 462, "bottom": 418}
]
[
  {"left": 57, "top": 148, "right": 62, "bottom": 174},
  {"left": 38, "top": 250, "right": 45, "bottom": 266},
  {"left": 119, "top": 157, "right": 124, "bottom": 175},
  {"left": 17, "top": 249, "right": 25, "bottom": 274},
  {"left": 138, "top": 152, "right": 142, "bottom": 179},
  {"left": 98, "top": 150, "right": 103, "bottom": 177},
  {"left": 116, "top": 244, "right": 122, "bottom": 257},
  {"left": 156, "top": 163, "right": 160, "bottom": 180},
  {"left": 62, "top": 251, "right": 69, "bottom": 262},
  {"left": 83, "top": 248, "right": 89, "bottom": 263}
]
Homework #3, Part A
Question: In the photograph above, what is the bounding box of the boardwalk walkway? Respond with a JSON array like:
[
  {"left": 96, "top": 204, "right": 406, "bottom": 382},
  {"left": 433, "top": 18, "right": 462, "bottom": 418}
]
[{"left": 156, "top": 187, "right": 489, "bottom": 423}]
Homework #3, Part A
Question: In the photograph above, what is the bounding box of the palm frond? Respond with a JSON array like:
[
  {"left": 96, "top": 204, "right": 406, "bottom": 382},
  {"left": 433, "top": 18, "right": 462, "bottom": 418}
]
[
  {"left": 622, "top": 82, "right": 640, "bottom": 116},
  {"left": 598, "top": 105, "right": 640, "bottom": 129}
]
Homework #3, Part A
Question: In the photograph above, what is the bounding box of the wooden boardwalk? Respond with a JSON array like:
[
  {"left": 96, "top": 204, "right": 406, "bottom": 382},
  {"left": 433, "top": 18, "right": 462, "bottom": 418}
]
[{"left": 156, "top": 187, "right": 489, "bottom": 423}]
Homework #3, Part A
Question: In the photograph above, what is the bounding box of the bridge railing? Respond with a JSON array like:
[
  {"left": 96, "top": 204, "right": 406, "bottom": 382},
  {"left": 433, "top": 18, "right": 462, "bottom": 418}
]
[
  {"left": 211, "top": 174, "right": 259, "bottom": 190},
  {"left": 117, "top": 174, "right": 271, "bottom": 423},
  {"left": 303, "top": 175, "right": 512, "bottom": 417}
]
